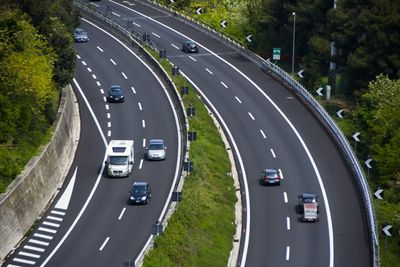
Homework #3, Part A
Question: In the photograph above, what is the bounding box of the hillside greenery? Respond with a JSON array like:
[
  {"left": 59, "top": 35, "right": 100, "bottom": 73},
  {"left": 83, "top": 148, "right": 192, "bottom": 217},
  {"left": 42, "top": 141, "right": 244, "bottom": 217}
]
[{"left": 0, "top": 0, "right": 77, "bottom": 193}]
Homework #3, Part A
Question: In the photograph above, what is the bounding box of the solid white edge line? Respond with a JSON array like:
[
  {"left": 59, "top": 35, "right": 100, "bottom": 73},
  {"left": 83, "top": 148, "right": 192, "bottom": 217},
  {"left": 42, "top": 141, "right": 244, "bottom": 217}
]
[
  {"left": 41, "top": 78, "right": 108, "bottom": 267},
  {"left": 106, "top": 3, "right": 334, "bottom": 264}
]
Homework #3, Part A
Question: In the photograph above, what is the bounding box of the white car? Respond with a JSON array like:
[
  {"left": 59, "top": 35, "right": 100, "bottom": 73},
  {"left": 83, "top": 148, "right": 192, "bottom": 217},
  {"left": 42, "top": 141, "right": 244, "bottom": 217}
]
[{"left": 146, "top": 139, "right": 167, "bottom": 160}]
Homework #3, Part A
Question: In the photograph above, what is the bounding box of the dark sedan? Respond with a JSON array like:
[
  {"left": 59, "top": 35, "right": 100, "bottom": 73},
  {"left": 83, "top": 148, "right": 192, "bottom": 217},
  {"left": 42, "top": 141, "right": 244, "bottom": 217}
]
[
  {"left": 182, "top": 40, "right": 199, "bottom": 53},
  {"left": 106, "top": 85, "right": 125, "bottom": 103},
  {"left": 129, "top": 182, "right": 152, "bottom": 205}
]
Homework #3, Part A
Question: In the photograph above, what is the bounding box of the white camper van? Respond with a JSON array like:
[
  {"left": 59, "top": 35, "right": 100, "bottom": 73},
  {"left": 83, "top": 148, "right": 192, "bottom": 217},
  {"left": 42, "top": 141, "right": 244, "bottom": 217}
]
[{"left": 105, "top": 140, "right": 134, "bottom": 177}]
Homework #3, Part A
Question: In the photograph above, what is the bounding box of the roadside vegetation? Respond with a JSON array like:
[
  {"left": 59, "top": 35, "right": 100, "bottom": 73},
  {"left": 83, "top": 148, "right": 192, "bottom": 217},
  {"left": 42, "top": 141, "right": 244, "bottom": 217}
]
[
  {"left": 0, "top": 0, "right": 78, "bottom": 193},
  {"left": 142, "top": 50, "right": 236, "bottom": 266},
  {"left": 155, "top": 0, "right": 400, "bottom": 265}
]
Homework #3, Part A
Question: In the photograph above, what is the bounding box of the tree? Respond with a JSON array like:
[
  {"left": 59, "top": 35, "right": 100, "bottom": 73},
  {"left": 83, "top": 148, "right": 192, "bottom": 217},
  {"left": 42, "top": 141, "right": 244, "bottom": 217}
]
[{"left": 355, "top": 74, "right": 400, "bottom": 186}]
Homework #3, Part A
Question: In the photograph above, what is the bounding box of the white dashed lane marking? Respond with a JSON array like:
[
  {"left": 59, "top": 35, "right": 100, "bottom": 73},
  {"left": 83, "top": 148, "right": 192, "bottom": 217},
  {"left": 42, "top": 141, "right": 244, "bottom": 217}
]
[
  {"left": 270, "top": 149, "right": 276, "bottom": 158},
  {"left": 287, "top": 217, "right": 291, "bottom": 230},
  {"left": 38, "top": 227, "right": 57, "bottom": 234},
  {"left": 110, "top": 58, "right": 117, "bottom": 65},
  {"left": 18, "top": 251, "right": 40, "bottom": 259},
  {"left": 220, "top": 81, "right": 228, "bottom": 88},
  {"left": 107, "top": 122, "right": 111, "bottom": 128},
  {"left": 142, "top": 120, "right": 146, "bottom": 128},
  {"left": 42, "top": 221, "right": 59, "bottom": 228},
  {"left": 133, "top": 22, "right": 141, "bottom": 27},
  {"left": 99, "top": 237, "right": 110, "bottom": 251},
  {"left": 96, "top": 81, "right": 101, "bottom": 87},
  {"left": 118, "top": 208, "right": 126, "bottom": 221},
  {"left": 284, "top": 192, "right": 288, "bottom": 203},
  {"left": 138, "top": 102, "right": 142, "bottom": 111},
  {"left": 92, "top": 74, "right": 97, "bottom": 80},
  {"left": 286, "top": 246, "right": 290, "bottom": 261},
  {"left": 205, "top": 68, "right": 213, "bottom": 75},
  {"left": 131, "top": 86, "right": 136, "bottom": 94},
  {"left": 235, "top": 96, "right": 242, "bottom": 104},
  {"left": 97, "top": 46, "right": 104, "bottom": 52},
  {"left": 248, "top": 112, "right": 255, "bottom": 120},
  {"left": 260, "top": 130, "right": 266, "bottom": 139},
  {"left": 87, "top": 68, "right": 92, "bottom": 72},
  {"left": 139, "top": 159, "right": 143, "bottom": 169},
  {"left": 122, "top": 72, "right": 128, "bottom": 79},
  {"left": 171, "top": 43, "right": 179, "bottom": 50},
  {"left": 47, "top": 216, "right": 63, "bottom": 222},
  {"left": 142, "top": 138, "right": 146, "bottom": 148},
  {"left": 189, "top": 56, "right": 197, "bottom": 62},
  {"left": 152, "top": 32, "right": 160, "bottom": 38},
  {"left": 112, "top": 12, "right": 121, "bottom": 17},
  {"left": 34, "top": 233, "right": 53, "bottom": 240},
  {"left": 82, "top": 61, "right": 87, "bottom": 66}
]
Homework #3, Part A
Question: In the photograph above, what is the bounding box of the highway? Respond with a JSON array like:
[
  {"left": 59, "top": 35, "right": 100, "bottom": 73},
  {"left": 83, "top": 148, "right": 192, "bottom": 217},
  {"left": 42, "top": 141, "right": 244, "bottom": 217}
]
[
  {"left": 3, "top": 18, "right": 182, "bottom": 267},
  {"left": 3, "top": 0, "right": 372, "bottom": 266},
  {"left": 88, "top": 1, "right": 371, "bottom": 266}
]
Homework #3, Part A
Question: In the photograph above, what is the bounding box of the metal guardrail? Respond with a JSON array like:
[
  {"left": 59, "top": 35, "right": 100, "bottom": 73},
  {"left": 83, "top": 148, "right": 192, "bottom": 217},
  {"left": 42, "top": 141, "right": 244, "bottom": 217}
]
[{"left": 74, "top": 1, "right": 378, "bottom": 266}]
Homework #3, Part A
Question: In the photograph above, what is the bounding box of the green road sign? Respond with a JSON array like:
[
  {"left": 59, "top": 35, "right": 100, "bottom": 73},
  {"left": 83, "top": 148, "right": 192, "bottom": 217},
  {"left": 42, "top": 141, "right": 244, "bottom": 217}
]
[{"left": 273, "top": 48, "right": 281, "bottom": 60}]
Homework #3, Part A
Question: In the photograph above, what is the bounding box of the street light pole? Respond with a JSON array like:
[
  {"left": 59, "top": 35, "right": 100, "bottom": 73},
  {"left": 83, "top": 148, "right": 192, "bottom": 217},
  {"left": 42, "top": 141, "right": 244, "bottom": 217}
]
[
  {"left": 329, "top": 0, "right": 337, "bottom": 94},
  {"left": 291, "top": 12, "right": 296, "bottom": 76}
]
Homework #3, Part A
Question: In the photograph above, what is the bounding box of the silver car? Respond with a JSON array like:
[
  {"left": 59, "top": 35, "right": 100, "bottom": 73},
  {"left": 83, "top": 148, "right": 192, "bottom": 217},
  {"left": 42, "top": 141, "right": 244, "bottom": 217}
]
[
  {"left": 74, "top": 28, "right": 89, "bottom": 42},
  {"left": 146, "top": 139, "right": 167, "bottom": 160}
]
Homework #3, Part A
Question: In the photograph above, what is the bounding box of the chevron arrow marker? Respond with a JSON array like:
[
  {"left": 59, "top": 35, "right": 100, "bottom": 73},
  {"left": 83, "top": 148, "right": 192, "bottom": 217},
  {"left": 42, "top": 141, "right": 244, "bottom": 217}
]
[
  {"left": 245, "top": 34, "right": 253, "bottom": 42},
  {"left": 352, "top": 132, "right": 360, "bottom": 142},
  {"left": 220, "top": 20, "right": 227, "bottom": 28},
  {"left": 365, "top": 159, "right": 372, "bottom": 169},
  {"left": 298, "top": 69, "right": 304, "bottom": 78},
  {"left": 336, "top": 109, "right": 344, "bottom": 118},
  {"left": 316, "top": 87, "right": 323, "bottom": 96},
  {"left": 196, "top": 7, "right": 202, "bottom": 15},
  {"left": 382, "top": 224, "right": 392, "bottom": 237},
  {"left": 374, "top": 189, "right": 384, "bottom": 200}
]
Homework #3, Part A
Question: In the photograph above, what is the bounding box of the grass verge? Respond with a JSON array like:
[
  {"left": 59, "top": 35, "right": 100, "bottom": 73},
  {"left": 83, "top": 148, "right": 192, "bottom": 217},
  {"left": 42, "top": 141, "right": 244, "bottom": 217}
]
[{"left": 142, "top": 50, "right": 237, "bottom": 266}]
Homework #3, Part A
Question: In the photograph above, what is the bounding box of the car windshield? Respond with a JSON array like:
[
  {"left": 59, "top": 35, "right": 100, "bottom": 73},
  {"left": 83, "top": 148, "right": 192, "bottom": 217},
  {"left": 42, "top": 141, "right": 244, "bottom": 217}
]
[
  {"left": 75, "top": 29, "right": 84, "bottom": 35},
  {"left": 303, "top": 195, "right": 316, "bottom": 202},
  {"left": 109, "top": 156, "right": 128, "bottom": 165},
  {"left": 110, "top": 87, "right": 123, "bottom": 95},
  {"left": 266, "top": 171, "right": 277, "bottom": 177},
  {"left": 149, "top": 143, "right": 163, "bottom": 150},
  {"left": 133, "top": 185, "right": 146, "bottom": 193}
]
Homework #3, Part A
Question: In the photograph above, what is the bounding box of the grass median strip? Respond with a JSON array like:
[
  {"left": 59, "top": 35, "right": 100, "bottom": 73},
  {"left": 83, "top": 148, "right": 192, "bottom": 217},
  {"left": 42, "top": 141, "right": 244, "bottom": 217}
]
[{"left": 142, "top": 50, "right": 237, "bottom": 266}]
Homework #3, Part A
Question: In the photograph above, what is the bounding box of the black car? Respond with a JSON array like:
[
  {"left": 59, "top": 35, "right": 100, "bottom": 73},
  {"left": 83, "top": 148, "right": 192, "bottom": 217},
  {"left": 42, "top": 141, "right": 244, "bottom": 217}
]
[
  {"left": 74, "top": 28, "right": 89, "bottom": 43},
  {"left": 182, "top": 40, "right": 199, "bottom": 53},
  {"left": 106, "top": 85, "right": 124, "bottom": 103},
  {"left": 129, "top": 182, "right": 151, "bottom": 205}
]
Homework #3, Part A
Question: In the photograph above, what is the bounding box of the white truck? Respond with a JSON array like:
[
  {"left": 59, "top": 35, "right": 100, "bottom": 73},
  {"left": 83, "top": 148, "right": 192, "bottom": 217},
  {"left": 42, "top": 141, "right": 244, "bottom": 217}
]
[
  {"left": 105, "top": 140, "right": 134, "bottom": 177},
  {"left": 298, "top": 193, "right": 319, "bottom": 222}
]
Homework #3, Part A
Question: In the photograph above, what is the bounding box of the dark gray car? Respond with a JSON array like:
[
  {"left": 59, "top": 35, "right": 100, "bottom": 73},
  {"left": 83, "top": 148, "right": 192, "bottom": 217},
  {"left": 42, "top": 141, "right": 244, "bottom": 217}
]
[{"left": 129, "top": 182, "right": 151, "bottom": 205}]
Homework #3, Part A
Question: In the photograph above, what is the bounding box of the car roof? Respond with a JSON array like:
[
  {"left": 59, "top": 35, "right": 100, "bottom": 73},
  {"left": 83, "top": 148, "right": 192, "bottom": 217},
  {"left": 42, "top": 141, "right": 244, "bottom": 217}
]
[
  {"left": 184, "top": 40, "right": 196, "bottom": 44},
  {"left": 149, "top": 139, "right": 164, "bottom": 144},
  {"left": 133, "top": 181, "right": 148, "bottom": 186},
  {"left": 264, "top": 168, "right": 278, "bottom": 172},
  {"left": 302, "top": 193, "right": 317, "bottom": 198},
  {"left": 75, "top": 28, "right": 84, "bottom": 32}
]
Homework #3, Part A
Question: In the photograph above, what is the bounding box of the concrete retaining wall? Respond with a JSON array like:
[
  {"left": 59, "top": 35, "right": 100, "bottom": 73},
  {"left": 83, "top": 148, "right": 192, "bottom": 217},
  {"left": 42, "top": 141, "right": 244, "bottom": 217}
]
[{"left": 0, "top": 85, "right": 80, "bottom": 261}]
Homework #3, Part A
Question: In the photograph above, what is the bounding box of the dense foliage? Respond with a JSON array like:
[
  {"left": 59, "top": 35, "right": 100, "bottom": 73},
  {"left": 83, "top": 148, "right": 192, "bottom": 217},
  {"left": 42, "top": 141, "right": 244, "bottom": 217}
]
[{"left": 0, "top": 1, "right": 77, "bottom": 193}]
